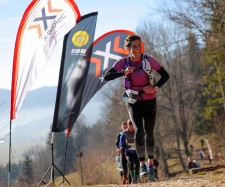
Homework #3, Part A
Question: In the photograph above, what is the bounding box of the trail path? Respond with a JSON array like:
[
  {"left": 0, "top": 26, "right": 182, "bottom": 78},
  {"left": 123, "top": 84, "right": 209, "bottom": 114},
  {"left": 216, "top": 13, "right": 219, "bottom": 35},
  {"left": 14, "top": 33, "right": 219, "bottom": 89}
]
[
  {"left": 84, "top": 175, "right": 225, "bottom": 187},
  {"left": 53, "top": 164, "right": 225, "bottom": 187}
]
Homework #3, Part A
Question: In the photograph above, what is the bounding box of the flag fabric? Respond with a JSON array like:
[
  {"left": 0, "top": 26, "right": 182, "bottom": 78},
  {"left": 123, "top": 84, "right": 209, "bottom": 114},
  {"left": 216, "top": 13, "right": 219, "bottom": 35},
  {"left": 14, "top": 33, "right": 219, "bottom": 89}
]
[
  {"left": 10, "top": 0, "right": 81, "bottom": 119},
  {"left": 52, "top": 12, "right": 98, "bottom": 132},
  {"left": 52, "top": 29, "right": 136, "bottom": 132}
]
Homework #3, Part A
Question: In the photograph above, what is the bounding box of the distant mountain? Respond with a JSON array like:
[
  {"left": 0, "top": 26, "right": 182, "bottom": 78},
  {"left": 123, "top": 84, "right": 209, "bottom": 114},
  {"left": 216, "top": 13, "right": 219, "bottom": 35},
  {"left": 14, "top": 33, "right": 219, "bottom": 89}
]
[
  {"left": 0, "top": 88, "right": 11, "bottom": 112},
  {"left": 23, "top": 86, "right": 57, "bottom": 107},
  {"left": 0, "top": 86, "right": 102, "bottom": 121},
  {"left": 0, "top": 86, "right": 57, "bottom": 109},
  {"left": 0, "top": 86, "right": 102, "bottom": 164}
]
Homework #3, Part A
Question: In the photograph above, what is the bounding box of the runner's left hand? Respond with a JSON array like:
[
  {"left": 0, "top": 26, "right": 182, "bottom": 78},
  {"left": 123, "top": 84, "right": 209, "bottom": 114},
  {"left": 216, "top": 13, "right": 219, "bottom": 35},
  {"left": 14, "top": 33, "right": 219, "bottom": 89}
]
[{"left": 143, "top": 85, "right": 155, "bottom": 94}]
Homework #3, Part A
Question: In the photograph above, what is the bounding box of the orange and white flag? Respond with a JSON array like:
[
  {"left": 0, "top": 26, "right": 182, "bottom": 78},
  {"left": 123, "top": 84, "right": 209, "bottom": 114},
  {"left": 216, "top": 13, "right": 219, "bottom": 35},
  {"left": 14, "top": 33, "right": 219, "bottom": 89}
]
[{"left": 11, "top": 0, "right": 81, "bottom": 119}]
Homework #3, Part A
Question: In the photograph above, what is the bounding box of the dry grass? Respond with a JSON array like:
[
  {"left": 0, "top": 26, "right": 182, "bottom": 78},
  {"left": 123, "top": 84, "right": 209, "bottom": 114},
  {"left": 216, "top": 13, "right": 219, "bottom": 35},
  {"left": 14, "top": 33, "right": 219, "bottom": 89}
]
[
  {"left": 53, "top": 146, "right": 121, "bottom": 186},
  {"left": 49, "top": 134, "right": 225, "bottom": 186},
  {"left": 196, "top": 169, "right": 225, "bottom": 185}
]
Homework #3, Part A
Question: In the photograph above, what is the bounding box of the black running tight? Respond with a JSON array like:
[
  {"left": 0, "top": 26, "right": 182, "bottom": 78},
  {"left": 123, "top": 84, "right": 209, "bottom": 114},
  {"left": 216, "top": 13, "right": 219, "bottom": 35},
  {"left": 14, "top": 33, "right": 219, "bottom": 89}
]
[{"left": 126, "top": 99, "right": 156, "bottom": 161}]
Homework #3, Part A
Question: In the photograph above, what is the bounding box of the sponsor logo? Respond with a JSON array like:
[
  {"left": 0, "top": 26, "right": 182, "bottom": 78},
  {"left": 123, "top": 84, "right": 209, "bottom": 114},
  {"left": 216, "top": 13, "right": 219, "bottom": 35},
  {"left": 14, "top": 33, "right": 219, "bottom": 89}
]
[
  {"left": 28, "top": 0, "right": 64, "bottom": 38},
  {"left": 72, "top": 30, "right": 89, "bottom": 47},
  {"left": 90, "top": 35, "right": 126, "bottom": 78},
  {"left": 70, "top": 30, "right": 89, "bottom": 55},
  {"left": 71, "top": 48, "right": 86, "bottom": 55}
]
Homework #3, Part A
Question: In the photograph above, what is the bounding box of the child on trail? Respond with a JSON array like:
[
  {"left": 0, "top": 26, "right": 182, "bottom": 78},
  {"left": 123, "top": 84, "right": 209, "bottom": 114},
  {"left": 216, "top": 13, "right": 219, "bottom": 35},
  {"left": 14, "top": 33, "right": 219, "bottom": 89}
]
[
  {"left": 120, "top": 119, "right": 140, "bottom": 184},
  {"left": 115, "top": 121, "right": 129, "bottom": 184}
]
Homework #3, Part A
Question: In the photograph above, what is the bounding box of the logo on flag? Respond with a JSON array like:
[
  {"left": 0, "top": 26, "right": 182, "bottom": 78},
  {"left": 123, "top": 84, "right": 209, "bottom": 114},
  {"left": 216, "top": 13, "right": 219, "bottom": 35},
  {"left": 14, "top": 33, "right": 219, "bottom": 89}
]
[
  {"left": 72, "top": 31, "right": 90, "bottom": 47},
  {"left": 52, "top": 12, "right": 98, "bottom": 132},
  {"left": 11, "top": 0, "right": 81, "bottom": 119},
  {"left": 28, "top": 0, "right": 64, "bottom": 38}
]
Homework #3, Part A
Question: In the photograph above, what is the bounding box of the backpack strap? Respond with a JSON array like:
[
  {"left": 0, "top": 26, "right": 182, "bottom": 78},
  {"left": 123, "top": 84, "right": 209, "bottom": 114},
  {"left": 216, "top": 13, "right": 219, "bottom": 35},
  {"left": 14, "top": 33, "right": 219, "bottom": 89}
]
[
  {"left": 142, "top": 54, "right": 155, "bottom": 86},
  {"left": 123, "top": 57, "right": 132, "bottom": 89},
  {"left": 142, "top": 54, "right": 152, "bottom": 77}
]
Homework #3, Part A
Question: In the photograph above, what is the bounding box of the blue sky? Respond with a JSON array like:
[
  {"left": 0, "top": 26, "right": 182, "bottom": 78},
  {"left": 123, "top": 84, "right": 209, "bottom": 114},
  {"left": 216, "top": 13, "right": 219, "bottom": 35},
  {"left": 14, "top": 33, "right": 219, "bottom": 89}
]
[{"left": 0, "top": 0, "right": 161, "bottom": 90}]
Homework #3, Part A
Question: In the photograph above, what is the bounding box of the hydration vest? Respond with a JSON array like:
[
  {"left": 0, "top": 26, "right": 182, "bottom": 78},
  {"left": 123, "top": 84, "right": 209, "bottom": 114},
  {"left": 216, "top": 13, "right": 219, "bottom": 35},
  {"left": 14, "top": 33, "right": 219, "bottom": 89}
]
[{"left": 123, "top": 54, "right": 154, "bottom": 89}]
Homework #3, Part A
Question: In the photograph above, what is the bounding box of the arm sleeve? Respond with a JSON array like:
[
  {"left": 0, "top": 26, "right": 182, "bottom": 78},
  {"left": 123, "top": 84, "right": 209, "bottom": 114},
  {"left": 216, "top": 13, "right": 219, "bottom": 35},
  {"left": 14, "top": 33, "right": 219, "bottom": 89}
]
[
  {"left": 104, "top": 68, "right": 124, "bottom": 81},
  {"left": 115, "top": 133, "right": 120, "bottom": 149},
  {"left": 154, "top": 66, "right": 170, "bottom": 88}
]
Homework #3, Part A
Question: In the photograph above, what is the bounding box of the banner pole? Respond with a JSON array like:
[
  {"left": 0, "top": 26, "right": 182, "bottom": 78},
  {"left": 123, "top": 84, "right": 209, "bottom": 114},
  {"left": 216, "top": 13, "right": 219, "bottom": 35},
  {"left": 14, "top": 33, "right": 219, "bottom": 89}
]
[
  {"left": 50, "top": 132, "right": 55, "bottom": 183},
  {"left": 8, "top": 120, "right": 12, "bottom": 187},
  {"left": 60, "top": 133, "right": 69, "bottom": 185}
]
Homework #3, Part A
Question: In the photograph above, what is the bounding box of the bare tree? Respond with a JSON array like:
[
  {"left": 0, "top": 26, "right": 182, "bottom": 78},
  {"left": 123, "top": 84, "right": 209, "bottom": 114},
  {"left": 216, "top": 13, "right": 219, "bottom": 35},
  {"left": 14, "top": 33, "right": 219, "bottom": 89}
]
[
  {"left": 137, "top": 21, "right": 201, "bottom": 173},
  {"left": 160, "top": 0, "right": 225, "bottom": 156}
]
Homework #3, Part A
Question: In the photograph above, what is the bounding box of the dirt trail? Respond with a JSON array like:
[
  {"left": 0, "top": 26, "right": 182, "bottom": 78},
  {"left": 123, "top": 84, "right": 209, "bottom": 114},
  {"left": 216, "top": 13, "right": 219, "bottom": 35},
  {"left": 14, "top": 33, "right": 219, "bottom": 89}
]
[
  {"left": 87, "top": 176, "right": 225, "bottom": 187},
  {"left": 134, "top": 177, "right": 222, "bottom": 187},
  {"left": 54, "top": 165, "right": 225, "bottom": 187}
]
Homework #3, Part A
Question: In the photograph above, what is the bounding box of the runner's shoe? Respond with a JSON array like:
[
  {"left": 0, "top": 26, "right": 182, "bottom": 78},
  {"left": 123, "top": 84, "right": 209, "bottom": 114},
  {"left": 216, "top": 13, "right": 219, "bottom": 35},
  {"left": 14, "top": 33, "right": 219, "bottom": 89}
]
[
  {"left": 147, "top": 161, "right": 155, "bottom": 181},
  {"left": 122, "top": 176, "right": 127, "bottom": 185},
  {"left": 140, "top": 164, "right": 148, "bottom": 178}
]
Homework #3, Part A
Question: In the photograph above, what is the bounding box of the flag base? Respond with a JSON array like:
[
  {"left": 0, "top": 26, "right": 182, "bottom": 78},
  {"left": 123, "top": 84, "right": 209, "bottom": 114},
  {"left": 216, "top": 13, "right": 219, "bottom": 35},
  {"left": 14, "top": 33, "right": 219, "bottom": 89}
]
[
  {"left": 37, "top": 140, "right": 70, "bottom": 187},
  {"left": 37, "top": 163, "right": 70, "bottom": 187}
]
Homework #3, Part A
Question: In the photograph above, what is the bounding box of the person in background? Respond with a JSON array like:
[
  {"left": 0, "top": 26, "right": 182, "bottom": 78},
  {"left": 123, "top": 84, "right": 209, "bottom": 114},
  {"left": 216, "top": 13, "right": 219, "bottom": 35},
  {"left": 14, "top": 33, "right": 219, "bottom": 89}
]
[
  {"left": 104, "top": 34, "right": 169, "bottom": 179},
  {"left": 199, "top": 149, "right": 206, "bottom": 161},
  {"left": 189, "top": 144, "right": 194, "bottom": 156},
  {"left": 200, "top": 139, "right": 204, "bottom": 149},
  {"left": 120, "top": 119, "right": 140, "bottom": 184},
  {"left": 115, "top": 121, "right": 128, "bottom": 184},
  {"left": 187, "top": 156, "right": 196, "bottom": 169}
]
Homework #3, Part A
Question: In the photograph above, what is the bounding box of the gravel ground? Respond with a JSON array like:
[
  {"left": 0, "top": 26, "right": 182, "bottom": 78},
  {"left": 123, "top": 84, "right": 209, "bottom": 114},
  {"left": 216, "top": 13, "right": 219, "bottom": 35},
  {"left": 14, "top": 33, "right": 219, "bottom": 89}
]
[
  {"left": 138, "top": 177, "right": 224, "bottom": 187},
  {"left": 90, "top": 177, "right": 225, "bottom": 187}
]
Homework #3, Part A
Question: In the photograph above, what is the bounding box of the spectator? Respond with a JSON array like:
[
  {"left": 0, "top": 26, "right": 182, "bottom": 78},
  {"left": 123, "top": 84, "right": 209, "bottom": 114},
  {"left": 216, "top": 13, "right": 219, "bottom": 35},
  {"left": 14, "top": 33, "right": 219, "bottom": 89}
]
[
  {"left": 199, "top": 149, "right": 206, "bottom": 161},
  {"left": 187, "top": 156, "right": 196, "bottom": 169}
]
